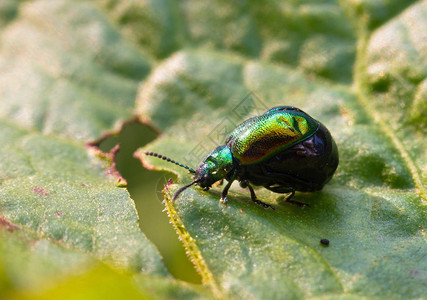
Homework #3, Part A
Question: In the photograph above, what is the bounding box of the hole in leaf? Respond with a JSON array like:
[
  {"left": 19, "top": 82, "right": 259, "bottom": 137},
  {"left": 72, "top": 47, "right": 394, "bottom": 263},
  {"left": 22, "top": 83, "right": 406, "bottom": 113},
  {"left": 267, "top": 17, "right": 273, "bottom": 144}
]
[
  {"left": 370, "top": 75, "right": 391, "bottom": 93},
  {"left": 98, "top": 122, "right": 201, "bottom": 284}
]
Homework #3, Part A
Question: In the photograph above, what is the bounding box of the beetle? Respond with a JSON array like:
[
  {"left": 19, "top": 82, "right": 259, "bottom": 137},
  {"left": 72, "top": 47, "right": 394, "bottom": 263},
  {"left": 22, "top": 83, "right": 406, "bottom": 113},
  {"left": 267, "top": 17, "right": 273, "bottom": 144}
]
[{"left": 144, "top": 106, "right": 339, "bottom": 209}]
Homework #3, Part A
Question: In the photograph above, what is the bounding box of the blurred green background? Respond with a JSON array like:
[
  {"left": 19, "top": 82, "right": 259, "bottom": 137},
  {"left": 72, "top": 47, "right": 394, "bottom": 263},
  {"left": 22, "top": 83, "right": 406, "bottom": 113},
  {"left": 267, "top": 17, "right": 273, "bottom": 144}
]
[{"left": 99, "top": 123, "right": 201, "bottom": 284}]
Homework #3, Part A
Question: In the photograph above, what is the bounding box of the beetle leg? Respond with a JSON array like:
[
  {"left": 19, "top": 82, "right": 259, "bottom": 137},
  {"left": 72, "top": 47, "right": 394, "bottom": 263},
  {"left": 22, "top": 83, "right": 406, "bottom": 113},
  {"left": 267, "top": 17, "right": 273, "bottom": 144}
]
[
  {"left": 284, "top": 188, "right": 295, "bottom": 200},
  {"left": 267, "top": 186, "right": 309, "bottom": 208},
  {"left": 220, "top": 179, "right": 234, "bottom": 206},
  {"left": 246, "top": 182, "right": 275, "bottom": 210},
  {"left": 284, "top": 189, "right": 309, "bottom": 208}
]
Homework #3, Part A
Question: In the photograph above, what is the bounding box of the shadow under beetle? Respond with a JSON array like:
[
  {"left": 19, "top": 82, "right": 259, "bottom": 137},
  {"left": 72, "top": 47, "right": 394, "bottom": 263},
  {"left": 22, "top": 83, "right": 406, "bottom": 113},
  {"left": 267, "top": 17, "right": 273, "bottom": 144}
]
[{"left": 144, "top": 106, "right": 339, "bottom": 209}]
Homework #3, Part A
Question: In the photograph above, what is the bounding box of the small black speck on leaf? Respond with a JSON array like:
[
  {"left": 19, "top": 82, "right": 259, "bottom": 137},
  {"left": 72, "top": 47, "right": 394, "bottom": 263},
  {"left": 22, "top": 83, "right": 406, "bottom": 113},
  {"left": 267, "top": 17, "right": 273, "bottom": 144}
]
[{"left": 320, "top": 239, "right": 330, "bottom": 246}]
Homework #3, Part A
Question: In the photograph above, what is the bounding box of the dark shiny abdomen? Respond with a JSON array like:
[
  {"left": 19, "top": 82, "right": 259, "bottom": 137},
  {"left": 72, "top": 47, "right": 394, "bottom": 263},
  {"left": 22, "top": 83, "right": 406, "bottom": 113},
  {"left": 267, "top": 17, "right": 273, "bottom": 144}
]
[{"left": 237, "top": 122, "right": 339, "bottom": 192}]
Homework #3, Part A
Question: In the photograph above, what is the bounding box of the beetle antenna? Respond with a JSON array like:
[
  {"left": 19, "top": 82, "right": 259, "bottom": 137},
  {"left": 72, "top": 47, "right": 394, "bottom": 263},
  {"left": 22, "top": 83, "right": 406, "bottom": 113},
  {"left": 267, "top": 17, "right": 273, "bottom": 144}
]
[
  {"left": 172, "top": 179, "right": 201, "bottom": 202},
  {"left": 143, "top": 151, "right": 195, "bottom": 173}
]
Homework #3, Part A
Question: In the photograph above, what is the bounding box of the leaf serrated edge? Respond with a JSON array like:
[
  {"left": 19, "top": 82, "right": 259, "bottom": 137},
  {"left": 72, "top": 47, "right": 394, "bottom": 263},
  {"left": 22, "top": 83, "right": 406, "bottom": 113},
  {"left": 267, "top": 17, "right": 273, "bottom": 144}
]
[
  {"left": 354, "top": 21, "right": 426, "bottom": 204},
  {"left": 162, "top": 183, "right": 223, "bottom": 299}
]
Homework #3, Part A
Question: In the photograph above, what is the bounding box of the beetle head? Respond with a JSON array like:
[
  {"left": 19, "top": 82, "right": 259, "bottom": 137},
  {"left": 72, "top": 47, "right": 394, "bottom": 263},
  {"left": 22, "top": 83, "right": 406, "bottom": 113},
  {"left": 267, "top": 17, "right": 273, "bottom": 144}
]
[
  {"left": 194, "top": 145, "right": 234, "bottom": 189},
  {"left": 143, "top": 146, "right": 234, "bottom": 202}
]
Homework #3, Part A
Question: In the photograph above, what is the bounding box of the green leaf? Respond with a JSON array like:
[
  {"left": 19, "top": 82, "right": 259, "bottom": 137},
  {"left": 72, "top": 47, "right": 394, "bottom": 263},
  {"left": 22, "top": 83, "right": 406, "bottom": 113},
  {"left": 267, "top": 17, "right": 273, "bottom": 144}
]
[
  {"left": 7, "top": 261, "right": 211, "bottom": 300},
  {"left": 1, "top": 0, "right": 426, "bottom": 299},
  {"left": 0, "top": 0, "right": 151, "bottom": 141},
  {"left": 137, "top": 2, "right": 426, "bottom": 299},
  {"left": 0, "top": 117, "right": 178, "bottom": 294},
  {"left": 99, "top": 0, "right": 357, "bottom": 83},
  {"left": 0, "top": 1, "right": 210, "bottom": 298}
]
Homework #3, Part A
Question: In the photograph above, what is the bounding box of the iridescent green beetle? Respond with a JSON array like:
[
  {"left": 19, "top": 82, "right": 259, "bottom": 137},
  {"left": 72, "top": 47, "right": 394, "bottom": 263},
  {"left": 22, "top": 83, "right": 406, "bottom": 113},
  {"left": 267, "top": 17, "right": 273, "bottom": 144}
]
[{"left": 145, "top": 106, "right": 339, "bottom": 209}]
